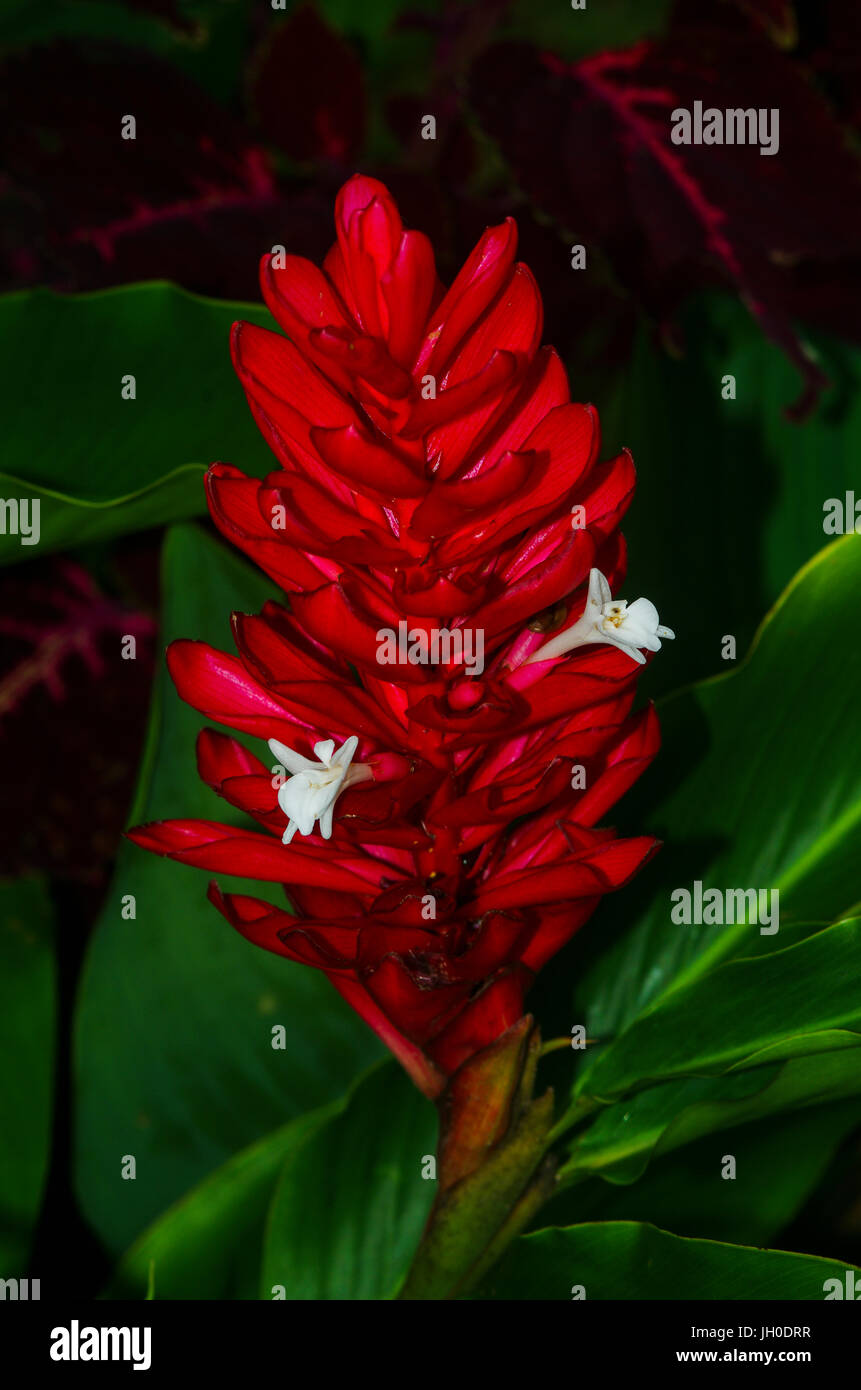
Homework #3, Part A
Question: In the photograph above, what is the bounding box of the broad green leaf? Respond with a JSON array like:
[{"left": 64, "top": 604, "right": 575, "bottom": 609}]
[
  {"left": 473, "top": 1221, "right": 861, "bottom": 1300},
  {"left": 74, "top": 524, "right": 383, "bottom": 1254},
  {"left": 0, "top": 284, "right": 273, "bottom": 564},
  {"left": 0, "top": 877, "right": 55, "bottom": 1273},
  {"left": 542, "top": 1101, "right": 861, "bottom": 1248},
  {"left": 261, "top": 1062, "right": 438, "bottom": 1300},
  {"left": 560, "top": 1047, "right": 861, "bottom": 1186},
  {"left": 603, "top": 296, "right": 861, "bottom": 697},
  {"left": 106, "top": 1103, "right": 341, "bottom": 1301},
  {"left": 575, "top": 535, "right": 861, "bottom": 1050},
  {"left": 580, "top": 918, "right": 861, "bottom": 1101}
]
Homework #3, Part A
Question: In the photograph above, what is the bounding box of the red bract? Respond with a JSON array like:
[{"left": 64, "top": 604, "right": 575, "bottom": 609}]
[{"left": 128, "top": 175, "right": 669, "bottom": 1099}]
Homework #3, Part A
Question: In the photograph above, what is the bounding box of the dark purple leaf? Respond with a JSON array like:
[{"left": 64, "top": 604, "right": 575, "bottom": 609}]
[
  {"left": 249, "top": 6, "right": 366, "bottom": 164},
  {"left": 0, "top": 39, "right": 287, "bottom": 297},
  {"left": 0, "top": 557, "right": 156, "bottom": 882},
  {"left": 470, "top": 16, "right": 861, "bottom": 414}
]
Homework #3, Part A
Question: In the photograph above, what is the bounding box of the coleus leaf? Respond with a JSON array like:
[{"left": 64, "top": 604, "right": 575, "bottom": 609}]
[
  {"left": 725, "top": 0, "right": 797, "bottom": 47},
  {"left": 470, "top": 12, "right": 861, "bottom": 414},
  {"left": 0, "top": 38, "right": 332, "bottom": 300},
  {"left": 0, "top": 558, "right": 155, "bottom": 880},
  {"left": 249, "top": 5, "right": 366, "bottom": 165}
]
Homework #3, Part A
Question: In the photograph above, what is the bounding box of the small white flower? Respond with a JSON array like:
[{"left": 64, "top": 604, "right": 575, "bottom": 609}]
[
  {"left": 268, "top": 735, "right": 372, "bottom": 843},
  {"left": 528, "top": 568, "right": 675, "bottom": 667}
]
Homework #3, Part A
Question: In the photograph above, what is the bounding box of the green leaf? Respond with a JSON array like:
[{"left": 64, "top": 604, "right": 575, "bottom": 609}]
[
  {"left": 604, "top": 296, "right": 861, "bottom": 698},
  {"left": 473, "top": 1221, "right": 861, "bottom": 1300},
  {"left": 106, "top": 1103, "right": 341, "bottom": 1301},
  {"left": 0, "top": 877, "right": 56, "bottom": 1274},
  {"left": 74, "top": 524, "right": 383, "bottom": 1255},
  {"left": 576, "top": 535, "right": 861, "bottom": 1049},
  {"left": 543, "top": 1101, "right": 861, "bottom": 1248},
  {"left": 260, "top": 1062, "right": 438, "bottom": 1300},
  {"left": 560, "top": 1048, "right": 861, "bottom": 1186},
  {"left": 0, "top": 284, "right": 273, "bottom": 564},
  {"left": 580, "top": 918, "right": 861, "bottom": 1102}
]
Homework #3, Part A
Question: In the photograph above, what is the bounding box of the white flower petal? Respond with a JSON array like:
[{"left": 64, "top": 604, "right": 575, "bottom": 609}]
[
  {"left": 603, "top": 631, "right": 647, "bottom": 664},
  {"left": 331, "top": 735, "right": 359, "bottom": 768},
  {"left": 589, "top": 567, "right": 612, "bottom": 609},
  {"left": 312, "top": 738, "right": 336, "bottom": 765},
  {"left": 272, "top": 734, "right": 369, "bottom": 842},
  {"left": 268, "top": 737, "right": 318, "bottom": 775},
  {"left": 624, "top": 597, "right": 660, "bottom": 629},
  {"left": 528, "top": 569, "right": 674, "bottom": 667}
]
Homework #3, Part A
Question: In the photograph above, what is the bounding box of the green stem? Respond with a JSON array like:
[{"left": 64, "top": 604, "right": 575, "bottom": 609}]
[
  {"left": 398, "top": 1018, "right": 558, "bottom": 1300},
  {"left": 539, "top": 1036, "right": 599, "bottom": 1057},
  {"left": 448, "top": 1155, "right": 559, "bottom": 1298},
  {"left": 546, "top": 1093, "right": 603, "bottom": 1146},
  {"left": 398, "top": 1093, "right": 556, "bottom": 1300}
]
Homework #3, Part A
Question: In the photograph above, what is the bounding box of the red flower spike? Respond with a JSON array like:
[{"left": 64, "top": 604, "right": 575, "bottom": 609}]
[{"left": 129, "top": 173, "right": 674, "bottom": 1098}]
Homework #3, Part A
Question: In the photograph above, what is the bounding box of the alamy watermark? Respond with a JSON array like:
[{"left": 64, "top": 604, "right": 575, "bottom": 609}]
[
  {"left": 671, "top": 880, "right": 779, "bottom": 934},
  {"left": 0, "top": 498, "right": 40, "bottom": 545},
  {"left": 0, "top": 1277, "right": 40, "bottom": 1299},
  {"left": 376, "top": 621, "right": 485, "bottom": 676},
  {"left": 50, "top": 1322, "right": 151, "bottom": 1371},
  {"left": 671, "top": 102, "right": 779, "bottom": 157},
  {"left": 823, "top": 491, "right": 861, "bottom": 534}
]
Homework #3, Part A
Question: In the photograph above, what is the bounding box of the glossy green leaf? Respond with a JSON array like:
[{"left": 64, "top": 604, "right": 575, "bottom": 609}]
[
  {"left": 0, "top": 284, "right": 272, "bottom": 565},
  {"left": 474, "top": 1221, "right": 861, "bottom": 1300},
  {"left": 543, "top": 1101, "right": 861, "bottom": 1248},
  {"left": 580, "top": 918, "right": 861, "bottom": 1102},
  {"left": 604, "top": 296, "right": 861, "bottom": 698},
  {"left": 260, "top": 1062, "right": 438, "bottom": 1300},
  {"left": 576, "top": 535, "right": 861, "bottom": 1051},
  {"left": 0, "top": 877, "right": 56, "bottom": 1273},
  {"left": 74, "top": 524, "right": 383, "bottom": 1254},
  {"left": 560, "top": 1047, "right": 861, "bottom": 1186},
  {"left": 106, "top": 1103, "right": 341, "bottom": 1301}
]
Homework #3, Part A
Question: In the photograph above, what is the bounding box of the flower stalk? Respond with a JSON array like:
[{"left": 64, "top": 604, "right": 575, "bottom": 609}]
[{"left": 399, "top": 1017, "right": 558, "bottom": 1299}]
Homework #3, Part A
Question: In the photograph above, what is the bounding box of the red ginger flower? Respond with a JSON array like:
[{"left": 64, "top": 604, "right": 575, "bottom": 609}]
[{"left": 128, "top": 175, "right": 672, "bottom": 1101}]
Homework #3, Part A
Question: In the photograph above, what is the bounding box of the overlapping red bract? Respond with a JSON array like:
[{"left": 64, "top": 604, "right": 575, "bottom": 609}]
[{"left": 129, "top": 175, "right": 662, "bottom": 1097}]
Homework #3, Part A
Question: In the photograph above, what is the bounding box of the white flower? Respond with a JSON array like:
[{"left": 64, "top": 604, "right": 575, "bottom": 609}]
[
  {"left": 268, "top": 735, "right": 372, "bottom": 843},
  {"left": 528, "top": 568, "right": 675, "bottom": 667}
]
